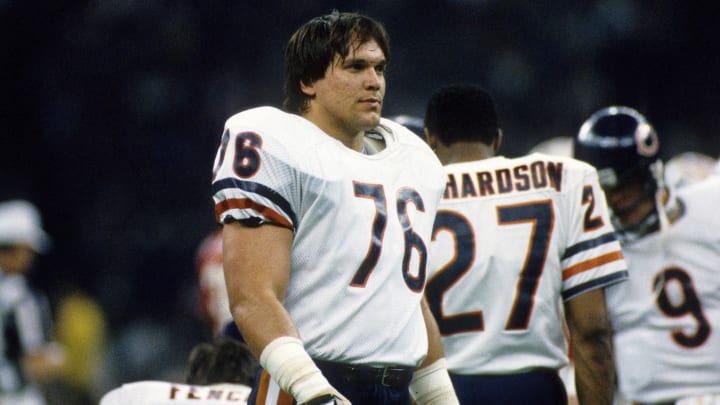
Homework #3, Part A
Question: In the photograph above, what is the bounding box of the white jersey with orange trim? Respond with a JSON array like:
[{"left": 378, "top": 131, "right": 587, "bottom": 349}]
[
  {"left": 607, "top": 176, "right": 720, "bottom": 403},
  {"left": 211, "top": 107, "right": 445, "bottom": 367},
  {"left": 427, "top": 152, "right": 628, "bottom": 375},
  {"left": 99, "top": 381, "right": 251, "bottom": 405}
]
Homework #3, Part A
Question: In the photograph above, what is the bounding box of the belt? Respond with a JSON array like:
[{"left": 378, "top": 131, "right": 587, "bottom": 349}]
[
  {"left": 632, "top": 402, "right": 675, "bottom": 405},
  {"left": 313, "top": 359, "right": 414, "bottom": 389}
]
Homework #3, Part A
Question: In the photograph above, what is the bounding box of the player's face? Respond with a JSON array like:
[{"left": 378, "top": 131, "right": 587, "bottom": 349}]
[
  {"left": 605, "top": 177, "right": 655, "bottom": 227},
  {"left": 302, "top": 38, "right": 386, "bottom": 142}
]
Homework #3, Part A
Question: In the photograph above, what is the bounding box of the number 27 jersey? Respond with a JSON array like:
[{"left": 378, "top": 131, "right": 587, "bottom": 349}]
[
  {"left": 427, "top": 153, "right": 628, "bottom": 374},
  {"left": 211, "top": 107, "right": 446, "bottom": 367}
]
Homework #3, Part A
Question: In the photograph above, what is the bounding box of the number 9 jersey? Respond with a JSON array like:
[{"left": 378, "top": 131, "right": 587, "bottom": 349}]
[
  {"left": 211, "top": 107, "right": 446, "bottom": 367},
  {"left": 427, "top": 152, "right": 628, "bottom": 375},
  {"left": 606, "top": 176, "right": 720, "bottom": 404}
]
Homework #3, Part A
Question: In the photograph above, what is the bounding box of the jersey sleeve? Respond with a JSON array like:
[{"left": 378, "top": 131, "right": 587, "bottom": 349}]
[
  {"left": 210, "top": 110, "right": 300, "bottom": 231},
  {"left": 560, "top": 166, "right": 628, "bottom": 300}
]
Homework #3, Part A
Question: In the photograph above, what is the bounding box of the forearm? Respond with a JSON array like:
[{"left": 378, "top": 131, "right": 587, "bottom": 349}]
[
  {"left": 222, "top": 221, "right": 297, "bottom": 357},
  {"left": 419, "top": 296, "right": 445, "bottom": 367},
  {"left": 565, "top": 289, "right": 616, "bottom": 405},
  {"left": 230, "top": 300, "right": 347, "bottom": 404},
  {"left": 572, "top": 332, "right": 615, "bottom": 405},
  {"left": 222, "top": 223, "right": 345, "bottom": 404},
  {"left": 230, "top": 294, "right": 299, "bottom": 359}
]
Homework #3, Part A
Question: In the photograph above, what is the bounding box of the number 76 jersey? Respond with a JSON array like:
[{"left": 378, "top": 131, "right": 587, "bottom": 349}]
[
  {"left": 211, "top": 107, "right": 446, "bottom": 367},
  {"left": 427, "top": 153, "right": 628, "bottom": 375}
]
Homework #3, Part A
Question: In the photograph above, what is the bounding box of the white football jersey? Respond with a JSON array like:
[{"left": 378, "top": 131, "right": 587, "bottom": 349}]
[
  {"left": 212, "top": 107, "right": 446, "bottom": 366},
  {"left": 99, "top": 382, "right": 251, "bottom": 405},
  {"left": 427, "top": 152, "right": 628, "bottom": 375},
  {"left": 607, "top": 176, "right": 720, "bottom": 403}
]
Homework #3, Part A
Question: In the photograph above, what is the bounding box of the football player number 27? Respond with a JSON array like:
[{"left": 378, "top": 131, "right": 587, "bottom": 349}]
[{"left": 427, "top": 201, "right": 553, "bottom": 336}]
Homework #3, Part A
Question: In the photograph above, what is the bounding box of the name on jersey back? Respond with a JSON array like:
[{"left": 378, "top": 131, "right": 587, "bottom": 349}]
[
  {"left": 168, "top": 384, "right": 248, "bottom": 402},
  {"left": 443, "top": 160, "right": 563, "bottom": 200}
]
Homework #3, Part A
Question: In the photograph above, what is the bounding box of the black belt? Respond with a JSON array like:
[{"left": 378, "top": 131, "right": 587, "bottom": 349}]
[
  {"left": 633, "top": 402, "right": 675, "bottom": 405},
  {"left": 313, "top": 359, "right": 414, "bottom": 389}
]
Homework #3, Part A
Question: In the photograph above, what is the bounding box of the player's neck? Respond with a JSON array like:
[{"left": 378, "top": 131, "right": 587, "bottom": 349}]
[
  {"left": 436, "top": 142, "right": 496, "bottom": 165},
  {"left": 303, "top": 110, "right": 369, "bottom": 153}
]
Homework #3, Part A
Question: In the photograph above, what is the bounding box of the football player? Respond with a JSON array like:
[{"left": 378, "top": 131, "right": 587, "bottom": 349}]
[
  {"left": 99, "top": 336, "right": 257, "bottom": 405},
  {"left": 574, "top": 106, "right": 720, "bottom": 404},
  {"left": 211, "top": 10, "right": 457, "bottom": 405},
  {"left": 526, "top": 135, "right": 580, "bottom": 405},
  {"left": 424, "top": 84, "right": 628, "bottom": 404}
]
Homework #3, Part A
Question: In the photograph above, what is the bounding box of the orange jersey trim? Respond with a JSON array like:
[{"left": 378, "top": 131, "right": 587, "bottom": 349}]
[
  {"left": 215, "top": 198, "right": 293, "bottom": 230},
  {"left": 562, "top": 250, "right": 625, "bottom": 281},
  {"left": 255, "top": 371, "right": 270, "bottom": 404}
]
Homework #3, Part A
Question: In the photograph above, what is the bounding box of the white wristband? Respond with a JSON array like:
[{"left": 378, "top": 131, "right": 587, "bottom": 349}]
[
  {"left": 409, "top": 358, "right": 459, "bottom": 405},
  {"left": 259, "top": 336, "right": 335, "bottom": 404}
]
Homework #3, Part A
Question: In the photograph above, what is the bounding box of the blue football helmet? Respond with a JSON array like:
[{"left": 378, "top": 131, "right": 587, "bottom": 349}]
[
  {"left": 573, "top": 106, "right": 671, "bottom": 241},
  {"left": 574, "top": 106, "right": 661, "bottom": 190}
]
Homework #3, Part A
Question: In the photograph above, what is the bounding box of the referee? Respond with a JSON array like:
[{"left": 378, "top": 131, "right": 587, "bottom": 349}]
[{"left": 0, "top": 200, "right": 66, "bottom": 405}]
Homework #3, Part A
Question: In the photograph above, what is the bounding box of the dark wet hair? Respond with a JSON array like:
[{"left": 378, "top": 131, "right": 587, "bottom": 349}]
[
  {"left": 425, "top": 84, "right": 499, "bottom": 146},
  {"left": 184, "top": 336, "right": 258, "bottom": 386},
  {"left": 283, "top": 10, "right": 391, "bottom": 114}
]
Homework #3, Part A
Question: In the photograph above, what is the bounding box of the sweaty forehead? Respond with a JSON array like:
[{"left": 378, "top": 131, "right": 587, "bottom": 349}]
[{"left": 343, "top": 38, "right": 385, "bottom": 61}]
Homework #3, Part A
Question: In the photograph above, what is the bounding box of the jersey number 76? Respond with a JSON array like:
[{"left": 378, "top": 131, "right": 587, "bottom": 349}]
[{"left": 350, "top": 182, "right": 428, "bottom": 293}]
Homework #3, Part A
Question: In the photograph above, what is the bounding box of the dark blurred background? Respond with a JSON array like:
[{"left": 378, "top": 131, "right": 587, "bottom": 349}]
[{"left": 1, "top": 0, "right": 719, "bottom": 400}]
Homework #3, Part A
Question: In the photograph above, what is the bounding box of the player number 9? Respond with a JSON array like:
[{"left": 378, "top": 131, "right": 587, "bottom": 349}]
[{"left": 654, "top": 267, "right": 711, "bottom": 348}]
